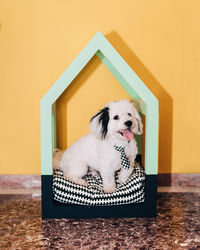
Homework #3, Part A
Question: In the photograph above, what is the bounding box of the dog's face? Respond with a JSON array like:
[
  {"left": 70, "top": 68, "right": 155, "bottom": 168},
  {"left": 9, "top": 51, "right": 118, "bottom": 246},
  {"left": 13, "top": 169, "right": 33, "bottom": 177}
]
[{"left": 90, "top": 100, "right": 143, "bottom": 140}]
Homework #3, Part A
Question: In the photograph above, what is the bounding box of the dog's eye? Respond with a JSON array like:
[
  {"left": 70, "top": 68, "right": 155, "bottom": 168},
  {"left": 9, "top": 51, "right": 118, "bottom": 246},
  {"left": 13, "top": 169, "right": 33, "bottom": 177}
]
[
  {"left": 113, "top": 115, "right": 119, "bottom": 120},
  {"left": 128, "top": 113, "right": 132, "bottom": 117}
]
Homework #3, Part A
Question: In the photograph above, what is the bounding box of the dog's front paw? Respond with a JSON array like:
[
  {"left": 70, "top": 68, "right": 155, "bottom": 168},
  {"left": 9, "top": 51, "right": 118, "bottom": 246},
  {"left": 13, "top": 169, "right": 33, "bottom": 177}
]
[
  {"left": 103, "top": 184, "right": 116, "bottom": 193},
  {"left": 118, "top": 174, "right": 129, "bottom": 184},
  {"left": 118, "top": 169, "right": 132, "bottom": 184}
]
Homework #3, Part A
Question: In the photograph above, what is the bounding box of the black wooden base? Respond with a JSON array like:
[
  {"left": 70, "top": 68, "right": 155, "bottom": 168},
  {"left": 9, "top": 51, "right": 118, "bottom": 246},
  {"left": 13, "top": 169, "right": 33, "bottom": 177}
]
[{"left": 41, "top": 174, "right": 157, "bottom": 219}]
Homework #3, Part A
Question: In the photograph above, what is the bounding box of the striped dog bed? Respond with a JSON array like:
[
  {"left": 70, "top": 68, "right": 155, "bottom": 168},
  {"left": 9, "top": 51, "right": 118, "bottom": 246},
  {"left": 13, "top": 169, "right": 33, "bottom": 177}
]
[{"left": 53, "top": 162, "right": 145, "bottom": 206}]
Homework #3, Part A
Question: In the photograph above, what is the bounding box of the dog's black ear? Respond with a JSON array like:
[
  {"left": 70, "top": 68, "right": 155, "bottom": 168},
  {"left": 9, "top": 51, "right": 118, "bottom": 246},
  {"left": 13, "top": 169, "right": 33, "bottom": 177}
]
[
  {"left": 90, "top": 107, "right": 110, "bottom": 139},
  {"left": 98, "top": 107, "right": 110, "bottom": 138}
]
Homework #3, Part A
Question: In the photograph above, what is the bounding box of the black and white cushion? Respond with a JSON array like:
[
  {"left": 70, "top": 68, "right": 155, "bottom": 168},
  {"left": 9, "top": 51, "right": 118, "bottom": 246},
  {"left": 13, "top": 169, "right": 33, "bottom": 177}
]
[{"left": 53, "top": 162, "right": 145, "bottom": 206}]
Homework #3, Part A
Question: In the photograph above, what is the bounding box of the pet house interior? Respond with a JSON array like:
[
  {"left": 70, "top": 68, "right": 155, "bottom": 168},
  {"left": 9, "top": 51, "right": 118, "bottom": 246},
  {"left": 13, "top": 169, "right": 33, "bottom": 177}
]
[{"left": 40, "top": 32, "right": 158, "bottom": 218}]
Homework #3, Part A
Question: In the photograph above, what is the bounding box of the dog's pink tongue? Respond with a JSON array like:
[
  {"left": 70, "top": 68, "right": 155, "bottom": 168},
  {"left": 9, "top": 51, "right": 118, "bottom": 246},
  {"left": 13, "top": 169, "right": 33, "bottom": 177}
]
[{"left": 122, "top": 129, "right": 134, "bottom": 141}]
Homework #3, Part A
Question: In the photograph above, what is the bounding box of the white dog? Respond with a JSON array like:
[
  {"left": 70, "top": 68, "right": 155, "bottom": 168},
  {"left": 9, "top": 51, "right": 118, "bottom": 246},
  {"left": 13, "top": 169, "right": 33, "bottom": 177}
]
[{"left": 59, "top": 100, "right": 143, "bottom": 193}]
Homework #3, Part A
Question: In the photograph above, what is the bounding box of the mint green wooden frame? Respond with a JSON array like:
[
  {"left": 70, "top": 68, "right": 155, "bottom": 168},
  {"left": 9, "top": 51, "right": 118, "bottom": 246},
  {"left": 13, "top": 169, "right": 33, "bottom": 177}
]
[{"left": 41, "top": 31, "right": 158, "bottom": 175}]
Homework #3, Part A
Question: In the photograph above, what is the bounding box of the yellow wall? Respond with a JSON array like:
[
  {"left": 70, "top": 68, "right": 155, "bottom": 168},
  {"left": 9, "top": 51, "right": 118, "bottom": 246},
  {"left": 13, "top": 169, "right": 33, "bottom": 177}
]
[{"left": 0, "top": 0, "right": 200, "bottom": 174}]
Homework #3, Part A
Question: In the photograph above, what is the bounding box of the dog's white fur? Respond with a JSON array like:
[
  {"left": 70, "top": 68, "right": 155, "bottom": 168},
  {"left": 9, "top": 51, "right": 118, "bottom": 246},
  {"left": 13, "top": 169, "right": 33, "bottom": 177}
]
[{"left": 59, "top": 100, "right": 143, "bottom": 193}]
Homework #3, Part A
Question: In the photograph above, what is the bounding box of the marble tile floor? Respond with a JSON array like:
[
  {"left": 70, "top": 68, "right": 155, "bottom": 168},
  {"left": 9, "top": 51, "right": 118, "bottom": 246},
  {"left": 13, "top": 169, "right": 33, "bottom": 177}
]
[{"left": 0, "top": 192, "right": 200, "bottom": 250}]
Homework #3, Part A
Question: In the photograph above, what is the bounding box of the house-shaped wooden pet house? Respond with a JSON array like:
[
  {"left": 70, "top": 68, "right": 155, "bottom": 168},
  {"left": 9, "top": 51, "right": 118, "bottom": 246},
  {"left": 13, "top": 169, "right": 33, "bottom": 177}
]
[{"left": 41, "top": 31, "right": 159, "bottom": 219}]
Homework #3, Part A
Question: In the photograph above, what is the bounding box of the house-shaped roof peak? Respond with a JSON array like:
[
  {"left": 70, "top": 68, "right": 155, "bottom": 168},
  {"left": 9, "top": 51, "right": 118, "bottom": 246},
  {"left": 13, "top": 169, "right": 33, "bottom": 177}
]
[{"left": 41, "top": 31, "right": 157, "bottom": 113}]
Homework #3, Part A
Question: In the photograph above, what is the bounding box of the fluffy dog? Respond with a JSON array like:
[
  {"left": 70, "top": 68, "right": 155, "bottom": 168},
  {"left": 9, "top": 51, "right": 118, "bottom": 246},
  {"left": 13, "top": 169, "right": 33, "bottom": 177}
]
[{"left": 60, "top": 100, "right": 143, "bottom": 193}]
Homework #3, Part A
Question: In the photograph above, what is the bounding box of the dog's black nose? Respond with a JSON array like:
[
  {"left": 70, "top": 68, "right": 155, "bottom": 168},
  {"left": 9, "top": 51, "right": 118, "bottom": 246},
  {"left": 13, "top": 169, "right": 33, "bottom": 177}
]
[{"left": 124, "top": 120, "right": 132, "bottom": 128}]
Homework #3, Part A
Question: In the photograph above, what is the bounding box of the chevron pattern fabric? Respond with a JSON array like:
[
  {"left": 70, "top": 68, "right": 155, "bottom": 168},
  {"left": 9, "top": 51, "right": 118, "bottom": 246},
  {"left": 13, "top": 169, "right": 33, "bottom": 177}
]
[{"left": 53, "top": 162, "right": 145, "bottom": 206}]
